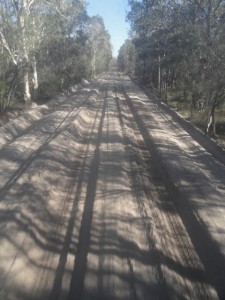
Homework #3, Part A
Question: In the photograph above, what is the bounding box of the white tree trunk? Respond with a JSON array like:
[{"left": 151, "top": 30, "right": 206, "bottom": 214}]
[
  {"left": 206, "top": 106, "right": 216, "bottom": 135},
  {"left": 32, "top": 55, "right": 39, "bottom": 99},
  {"left": 158, "top": 55, "right": 161, "bottom": 94},
  {"left": 19, "top": 1, "right": 31, "bottom": 103},
  {"left": 92, "top": 46, "right": 96, "bottom": 78},
  {"left": 23, "top": 67, "right": 31, "bottom": 103}
]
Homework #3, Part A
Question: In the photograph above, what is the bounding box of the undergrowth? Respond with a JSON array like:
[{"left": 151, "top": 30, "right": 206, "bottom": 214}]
[{"left": 158, "top": 87, "right": 225, "bottom": 150}]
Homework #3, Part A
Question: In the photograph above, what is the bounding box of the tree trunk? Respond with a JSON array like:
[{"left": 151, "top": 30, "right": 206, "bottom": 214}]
[
  {"left": 92, "top": 47, "right": 96, "bottom": 78},
  {"left": 19, "top": 2, "right": 31, "bottom": 104},
  {"left": 23, "top": 65, "right": 31, "bottom": 103},
  {"left": 31, "top": 16, "right": 39, "bottom": 100},
  {"left": 158, "top": 55, "right": 161, "bottom": 95},
  {"left": 206, "top": 105, "right": 216, "bottom": 135},
  {"left": 32, "top": 55, "right": 39, "bottom": 99},
  {"left": 164, "top": 82, "right": 168, "bottom": 102},
  {"left": 143, "top": 58, "right": 146, "bottom": 82}
]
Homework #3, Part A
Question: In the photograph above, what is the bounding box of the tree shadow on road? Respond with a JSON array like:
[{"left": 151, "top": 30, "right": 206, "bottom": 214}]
[
  {"left": 1, "top": 75, "right": 224, "bottom": 300},
  {"left": 121, "top": 82, "right": 225, "bottom": 300}
]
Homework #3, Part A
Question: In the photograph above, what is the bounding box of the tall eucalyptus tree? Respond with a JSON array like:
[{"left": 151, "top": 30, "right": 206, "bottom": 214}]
[
  {"left": 123, "top": 0, "right": 225, "bottom": 134},
  {"left": 85, "top": 16, "right": 112, "bottom": 78}
]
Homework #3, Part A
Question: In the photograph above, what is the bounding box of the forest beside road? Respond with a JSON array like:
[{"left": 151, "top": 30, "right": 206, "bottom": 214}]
[{"left": 0, "top": 72, "right": 225, "bottom": 300}]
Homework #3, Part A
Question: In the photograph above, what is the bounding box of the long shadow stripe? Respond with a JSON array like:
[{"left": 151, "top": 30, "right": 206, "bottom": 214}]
[{"left": 67, "top": 86, "right": 108, "bottom": 300}]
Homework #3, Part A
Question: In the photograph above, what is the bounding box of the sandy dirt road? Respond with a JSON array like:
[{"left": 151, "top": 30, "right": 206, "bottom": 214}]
[{"left": 0, "top": 72, "right": 225, "bottom": 300}]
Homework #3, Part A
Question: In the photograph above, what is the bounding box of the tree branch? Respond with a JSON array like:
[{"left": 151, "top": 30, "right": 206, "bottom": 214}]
[
  {"left": 0, "top": 29, "right": 17, "bottom": 65},
  {"left": 42, "top": 0, "right": 69, "bottom": 19},
  {"left": 11, "top": 0, "right": 19, "bottom": 13},
  {"left": 188, "top": 0, "right": 207, "bottom": 16}
]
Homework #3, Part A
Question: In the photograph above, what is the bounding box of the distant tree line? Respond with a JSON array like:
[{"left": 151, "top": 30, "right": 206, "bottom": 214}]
[
  {"left": 0, "top": 0, "right": 112, "bottom": 111},
  {"left": 118, "top": 0, "right": 225, "bottom": 135}
]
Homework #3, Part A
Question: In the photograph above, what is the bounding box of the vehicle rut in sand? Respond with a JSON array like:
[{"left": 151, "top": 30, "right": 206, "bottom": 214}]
[{"left": 0, "top": 72, "right": 225, "bottom": 300}]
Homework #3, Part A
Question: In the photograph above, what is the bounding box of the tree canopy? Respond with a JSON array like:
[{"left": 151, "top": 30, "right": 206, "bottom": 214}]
[
  {"left": 119, "top": 0, "right": 225, "bottom": 135},
  {"left": 0, "top": 0, "right": 112, "bottom": 110}
]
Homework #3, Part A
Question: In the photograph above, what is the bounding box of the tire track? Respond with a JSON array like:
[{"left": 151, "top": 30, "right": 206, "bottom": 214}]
[
  {"left": 0, "top": 88, "right": 99, "bottom": 201},
  {"left": 119, "top": 74, "right": 224, "bottom": 299},
  {"left": 114, "top": 76, "right": 216, "bottom": 299},
  {"left": 67, "top": 83, "right": 108, "bottom": 300},
  {"left": 30, "top": 83, "right": 108, "bottom": 300},
  {"left": 0, "top": 81, "right": 96, "bottom": 149},
  {"left": 0, "top": 83, "right": 105, "bottom": 299},
  {"left": 114, "top": 83, "right": 167, "bottom": 299},
  {"left": 1, "top": 72, "right": 222, "bottom": 300}
]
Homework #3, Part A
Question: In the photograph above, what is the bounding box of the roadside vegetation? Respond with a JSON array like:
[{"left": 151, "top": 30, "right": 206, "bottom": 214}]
[
  {"left": 118, "top": 0, "right": 225, "bottom": 144},
  {"left": 0, "top": 0, "right": 112, "bottom": 119}
]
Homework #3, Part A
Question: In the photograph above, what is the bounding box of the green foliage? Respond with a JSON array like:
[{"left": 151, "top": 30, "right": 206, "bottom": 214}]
[
  {"left": 0, "top": 0, "right": 112, "bottom": 107},
  {"left": 118, "top": 40, "right": 136, "bottom": 77},
  {"left": 122, "top": 0, "right": 225, "bottom": 134},
  {"left": 0, "top": 80, "right": 9, "bottom": 112},
  {"left": 85, "top": 16, "right": 112, "bottom": 78},
  {"left": 0, "top": 80, "right": 16, "bottom": 112}
]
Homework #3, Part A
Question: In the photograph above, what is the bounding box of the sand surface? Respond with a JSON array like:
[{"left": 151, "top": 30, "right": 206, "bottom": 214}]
[{"left": 0, "top": 72, "right": 225, "bottom": 300}]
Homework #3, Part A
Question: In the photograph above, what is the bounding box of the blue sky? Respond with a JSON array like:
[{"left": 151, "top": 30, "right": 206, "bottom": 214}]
[{"left": 86, "top": 0, "right": 130, "bottom": 57}]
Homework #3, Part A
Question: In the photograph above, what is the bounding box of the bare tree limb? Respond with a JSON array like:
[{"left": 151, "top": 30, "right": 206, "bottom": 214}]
[
  {"left": 0, "top": 29, "right": 17, "bottom": 65},
  {"left": 188, "top": 0, "right": 207, "bottom": 16},
  {"left": 11, "top": 0, "right": 19, "bottom": 13},
  {"left": 42, "top": 0, "right": 69, "bottom": 19},
  {"left": 27, "top": 0, "right": 35, "bottom": 13}
]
